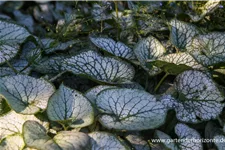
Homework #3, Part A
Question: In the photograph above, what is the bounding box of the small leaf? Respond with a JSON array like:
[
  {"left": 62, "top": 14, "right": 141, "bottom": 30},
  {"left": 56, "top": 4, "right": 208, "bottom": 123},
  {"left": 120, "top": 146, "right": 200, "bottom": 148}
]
[
  {"left": 0, "top": 75, "right": 55, "bottom": 114},
  {"left": 175, "top": 123, "right": 203, "bottom": 150},
  {"left": 89, "top": 131, "right": 129, "bottom": 150},
  {"left": 0, "top": 20, "right": 30, "bottom": 44},
  {"left": 187, "top": 32, "right": 225, "bottom": 66},
  {"left": 0, "top": 134, "right": 25, "bottom": 150},
  {"left": 126, "top": 134, "right": 150, "bottom": 150},
  {"left": 161, "top": 70, "right": 224, "bottom": 123},
  {"left": 0, "top": 111, "right": 48, "bottom": 140},
  {"left": 62, "top": 50, "right": 135, "bottom": 84},
  {"left": 54, "top": 131, "right": 91, "bottom": 150},
  {"left": 169, "top": 19, "right": 200, "bottom": 51},
  {"left": 47, "top": 84, "right": 94, "bottom": 128},
  {"left": 90, "top": 36, "right": 136, "bottom": 59},
  {"left": 96, "top": 88, "right": 167, "bottom": 130},
  {"left": 152, "top": 52, "right": 204, "bottom": 75},
  {"left": 23, "top": 121, "right": 60, "bottom": 150}
]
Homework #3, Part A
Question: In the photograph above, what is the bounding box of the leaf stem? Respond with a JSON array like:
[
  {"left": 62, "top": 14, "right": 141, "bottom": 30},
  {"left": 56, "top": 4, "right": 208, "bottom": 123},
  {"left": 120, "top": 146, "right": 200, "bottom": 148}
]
[{"left": 154, "top": 73, "right": 169, "bottom": 93}]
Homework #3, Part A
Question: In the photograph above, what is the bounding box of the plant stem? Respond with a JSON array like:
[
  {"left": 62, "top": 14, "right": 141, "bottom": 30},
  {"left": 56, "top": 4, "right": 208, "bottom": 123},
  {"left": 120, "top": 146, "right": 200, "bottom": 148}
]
[{"left": 154, "top": 73, "right": 169, "bottom": 93}]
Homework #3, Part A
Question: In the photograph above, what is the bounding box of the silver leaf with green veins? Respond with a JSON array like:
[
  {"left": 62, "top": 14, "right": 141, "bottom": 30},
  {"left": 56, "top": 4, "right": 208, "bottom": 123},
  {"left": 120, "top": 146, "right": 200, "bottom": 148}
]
[
  {"left": 89, "top": 132, "right": 129, "bottom": 150},
  {"left": 0, "top": 44, "right": 20, "bottom": 64},
  {"left": 0, "top": 75, "right": 55, "bottom": 114},
  {"left": 0, "top": 134, "right": 25, "bottom": 150},
  {"left": 96, "top": 88, "right": 167, "bottom": 130},
  {"left": 187, "top": 32, "right": 225, "bottom": 66},
  {"left": 90, "top": 37, "right": 136, "bottom": 59},
  {"left": 47, "top": 84, "right": 94, "bottom": 128},
  {"left": 169, "top": 19, "right": 200, "bottom": 51},
  {"left": 62, "top": 50, "right": 135, "bottom": 84},
  {"left": 161, "top": 70, "right": 224, "bottom": 123}
]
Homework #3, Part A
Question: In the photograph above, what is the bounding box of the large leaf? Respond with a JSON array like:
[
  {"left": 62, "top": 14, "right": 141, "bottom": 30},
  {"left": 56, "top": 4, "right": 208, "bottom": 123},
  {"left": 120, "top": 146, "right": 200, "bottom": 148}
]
[
  {"left": 169, "top": 19, "right": 200, "bottom": 51},
  {"left": 187, "top": 32, "right": 225, "bottom": 66},
  {"left": 152, "top": 52, "right": 204, "bottom": 75},
  {"left": 0, "top": 75, "right": 55, "bottom": 114},
  {"left": 47, "top": 84, "right": 94, "bottom": 128},
  {"left": 62, "top": 50, "right": 135, "bottom": 84},
  {"left": 90, "top": 36, "right": 136, "bottom": 59},
  {"left": 0, "top": 134, "right": 25, "bottom": 150},
  {"left": 0, "top": 20, "right": 30, "bottom": 44},
  {"left": 23, "top": 120, "right": 91, "bottom": 150},
  {"left": 89, "top": 131, "right": 129, "bottom": 150},
  {"left": 0, "top": 111, "right": 48, "bottom": 140},
  {"left": 161, "top": 70, "right": 224, "bottom": 123},
  {"left": 0, "top": 44, "right": 20, "bottom": 64},
  {"left": 96, "top": 88, "right": 167, "bottom": 130}
]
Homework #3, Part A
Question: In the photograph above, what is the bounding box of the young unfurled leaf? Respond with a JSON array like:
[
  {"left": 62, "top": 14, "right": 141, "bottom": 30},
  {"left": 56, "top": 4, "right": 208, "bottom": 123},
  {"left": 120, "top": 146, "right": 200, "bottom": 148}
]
[
  {"left": 134, "top": 36, "right": 165, "bottom": 76},
  {"left": 112, "top": 10, "right": 135, "bottom": 30},
  {"left": 169, "top": 19, "right": 200, "bottom": 51},
  {"left": 0, "top": 134, "right": 25, "bottom": 150},
  {"left": 62, "top": 50, "right": 135, "bottom": 84},
  {"left": 152, "top": 52, "right": 204, "bottom": 75},
  {"left": 187, "top": 32, "right": 225, "bottom": 66},
  {"left": 47, "top": 84, "right": 94, "bottom": 128},
  {"left": 187, "top": 0, "right": 221, "bottom": 22},
  {"left": 89, "top": 131, "right": 129, "bottom": 150},
  {"left": 96, "top": 88, "right": 167, "bottom": 130},
  {"left": 0, "top": 20, "right": 30, "bottom": 44},
  {"left": 155, "top": 124, "right": 203, "bottom": 150},
  {"left": 0, "top": 111, "right": 48, "bottom": 140},
  {"left": 126, "top": 134, "right": 150, "bottom": 150},
  {"left": 0, "top": 75, "right": 55, "bottom": 114},
  {"left": 91, "top": 4, "right": 112, "bottom": 22},
  {"left": 90, "top": 36, "right": 136, "bottom": 59},
  {"left": 161, "top": 70, "right": 224, "bottom": 123},
  {"left": 23, "top": 120, "right": 91, "bottom": 150}
]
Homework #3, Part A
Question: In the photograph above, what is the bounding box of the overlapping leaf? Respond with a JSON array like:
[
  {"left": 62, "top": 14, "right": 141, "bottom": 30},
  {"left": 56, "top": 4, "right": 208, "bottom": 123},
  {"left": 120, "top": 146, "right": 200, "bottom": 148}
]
[
  {"left": 187, "top": 32, "right": 225, "bottom": 66},
  {"left": 0, "top": 75, "right": 55, "bottom": 114},
  {"left": 161, "top": 70, "right": 224, "bottom": 123},
  {"left": 62, "top": 50, "right": 135, "bottom": 84},
  {"left": 90, "top": 36, "right": 136, "bottom": 59},
  {"left": 134, "top": 36, "right": 165, "bottom": 75},
  {"left": 47, "top": 84, "right": 94, "bottom": 128},
  {"left": 23, "top": 120, "right": 91, "bottom": 150},
  {"left": 96, "top": 88, "right": 167, "bottom": 130},
  {"left": 126, "top": 134, "right": 150, "bottom": 150},
  {"left": 169, "top": 19, "right": 200, "bottom": 51},
  {"left": 0, "top": 111, "right": 48, "bottom": 140},
  {"left": 89, "top": 132, "right": 129, "bottom": 150},
  {"left": 0, "top": 134, "right": 25, "bottom": 150}
]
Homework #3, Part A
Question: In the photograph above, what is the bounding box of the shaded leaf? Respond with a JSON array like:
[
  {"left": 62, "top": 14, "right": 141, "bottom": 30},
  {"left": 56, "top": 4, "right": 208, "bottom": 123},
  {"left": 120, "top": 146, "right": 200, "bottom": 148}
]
[{"left": 126, "top": 134, "right": 150, "bottom": 150}]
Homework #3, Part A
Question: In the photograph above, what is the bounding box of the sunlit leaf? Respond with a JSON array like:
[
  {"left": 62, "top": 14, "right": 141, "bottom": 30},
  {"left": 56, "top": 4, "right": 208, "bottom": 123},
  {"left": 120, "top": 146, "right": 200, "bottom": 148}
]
[
  {"left": 169, "top": 19, "right": 200, "bottom": 51},
  {"left": 187, "top": 32, "right": 225, "bottom": 66},
  {"left": 0, "top": 44, "right": 20, "bottom": 64},
  {"left": 0, "top": 134, "right": 25, "bottom": 150},
  {"left": 62, "top": 50, "right": 135, "bottom": 84},
  {"left": 161, "top": 70, "right": 224, "bottom": 123},
  {"left": 0, "top": 75, "right": 55, "bottom": 114},
  {"left": 47, "top": 84, "right": 94, "bottom": 128},
  {"left": 90, "top": 36, "right": 136, "bottom": 59},
  {"left": 89, "top": 131, "right": 129, "bottom": 150},
  {"left": 112, "top": 10, "right": 135, "bottom": 30},
  {"left": 96, "top": 88, "right": 167, "bottom": 130}
]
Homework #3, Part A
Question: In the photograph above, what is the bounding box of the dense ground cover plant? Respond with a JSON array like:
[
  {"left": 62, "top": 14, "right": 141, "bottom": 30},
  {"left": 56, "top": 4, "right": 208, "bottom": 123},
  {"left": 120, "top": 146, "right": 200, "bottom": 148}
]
[{"left": 1, "top": 1, "right": 225, "bottom": 150}]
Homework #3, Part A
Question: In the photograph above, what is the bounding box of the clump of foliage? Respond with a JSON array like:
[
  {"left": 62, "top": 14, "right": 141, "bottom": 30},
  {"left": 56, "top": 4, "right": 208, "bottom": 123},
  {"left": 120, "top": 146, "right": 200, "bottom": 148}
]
[{"left": 0, "top": 1, "right": 225, "bottom": 150}]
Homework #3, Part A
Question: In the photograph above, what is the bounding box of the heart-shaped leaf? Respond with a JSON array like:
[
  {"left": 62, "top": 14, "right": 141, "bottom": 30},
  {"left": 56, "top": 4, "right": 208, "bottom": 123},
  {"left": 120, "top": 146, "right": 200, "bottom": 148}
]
[
  {"left": 169, "top": 19, "right": 200, "bottom": 51},
  {"left": 90, "top": 36, "right": 136, "bottom": 59},
  {"left": 0, "top": 75, "right": 55, "bottom": 114},
  {"left": 96, "top": 88, "right": 167, "bottom": 130},
  {"left": 161, "top": 70, "right": 224, "bottom": 123},
  {"left": 0, "top": 134, "right": 25, "bottom": 150},
  {"left": 0, "top": 111, "right": 48, "bottom": 140},
  {"left": 23, "top": 120, "right": 91, "bottom": 150},
  {"left": 62, "top": 50, "right": 135, "bottom": 84},
  {"left": 187, "top": 32, "right": 225, "bottom": 66},
  {"left": 89, "top": 131, "right": 129, "bottom": 150},
  {"left": 47, "top": 84, "right": 94, "bottom": 128}
]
